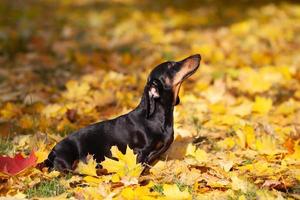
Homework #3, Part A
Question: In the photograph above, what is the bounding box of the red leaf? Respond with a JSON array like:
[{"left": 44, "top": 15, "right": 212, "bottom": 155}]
[{"left": 0, "top": 151, "right": 37, "bottom": 176}]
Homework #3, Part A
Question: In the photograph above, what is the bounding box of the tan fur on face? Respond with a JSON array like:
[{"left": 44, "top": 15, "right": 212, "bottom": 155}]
[
  {"left": 171, "top": 59, "right": 197, "bottom": 104},
  {"left": 172, "top": 59, "right": 197, "bottom": 85},
  {"left": 172, "top": 82, "right": 182, "bottom": 105}
]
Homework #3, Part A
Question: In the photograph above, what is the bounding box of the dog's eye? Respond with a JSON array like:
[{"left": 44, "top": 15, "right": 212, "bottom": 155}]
[
  {"left": 167, "top": 62, "right": 174, "bottom": 69},
  {"left": 169, "top": 62, "right": 176, "bottom": 68},
  {"left": 152, "top": 79, "right": 160, "bottom": 86},
  {"left": 152, "top": 79, "right": 164, "bottom": 89}
]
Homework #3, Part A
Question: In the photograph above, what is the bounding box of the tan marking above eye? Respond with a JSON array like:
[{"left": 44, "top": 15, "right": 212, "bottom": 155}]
[{"left": 165, "top": 77, "right": 171, "bottom": 85}]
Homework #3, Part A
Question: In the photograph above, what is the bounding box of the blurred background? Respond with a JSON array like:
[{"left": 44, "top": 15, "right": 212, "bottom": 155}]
[
  {"left": 0, "top": 0, "right": 300, "bottom": 145},
  {"left": 2, "top": 1, "right": 300, "bottom": 198}
]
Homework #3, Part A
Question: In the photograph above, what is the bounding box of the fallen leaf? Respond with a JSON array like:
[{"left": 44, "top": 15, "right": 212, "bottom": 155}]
[
  {"left": 63, "top": 80, "right": 91, "bottom": 101},
  {"left": 185, "top": 144, "right": 208, "bottom": 163},
  {"left": 101, "top": 146, "right": 143, "bottom": 180},
  {"left": 283, "top": 138, "right": 295, "bottom": 154},
  {"left": 252, "top": 97, "right": 272, "bottom": 115},
  {"left": 0, "top": 151, "right": 37, "bottom": 176},
  {"left": 230, "top": 174, "right": 254, "bottom": 193},
  {"left": 75, "top": 154, "right": 97, "bottom": 176},
  {"left": 163, "top": 184, "right": 192, "bottom": 200},
  {"left": 262, "top": 180, "right": 285, "bottom": 190},
  {"left": 255, "top": 135, "right": 285, "bottom": 155}
]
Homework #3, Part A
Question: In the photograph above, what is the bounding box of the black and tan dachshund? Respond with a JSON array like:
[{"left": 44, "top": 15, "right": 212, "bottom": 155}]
[{"left": 44, "top": 54, "right": 201, "bottom": 171}]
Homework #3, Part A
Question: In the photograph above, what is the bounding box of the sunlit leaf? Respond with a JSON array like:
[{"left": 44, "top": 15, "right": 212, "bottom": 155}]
[
  {"left": 252, "top": 97, "right": 272, "bottom": 114},
  {"left": 75, "top": 155, "right": 97, "bottom": 176},
  {"left": 101, "top": 146, "right": 143, "bottom": 180}
]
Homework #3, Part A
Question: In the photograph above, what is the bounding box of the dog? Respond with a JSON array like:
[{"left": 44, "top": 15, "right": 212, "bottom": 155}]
[{"left": 44, "top": 54, "right": 201, "bottom": 171}]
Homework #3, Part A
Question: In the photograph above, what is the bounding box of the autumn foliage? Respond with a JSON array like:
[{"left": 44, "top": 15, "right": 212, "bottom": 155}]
[{"left": 1, "top": 0, "right": 300, "bottom": 199}]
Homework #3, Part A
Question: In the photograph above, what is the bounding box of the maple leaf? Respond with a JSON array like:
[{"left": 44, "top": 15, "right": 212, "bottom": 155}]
[
  {"left": 75, "top": 155, "right": 97, "bottom": 176},
  {"left": 234, "top": 125, "right": 256, "bottom": 149},
  {"left": 185, "top": 144, "right": 208, "bottom": 163},
  {"left": 217, "top": 137, "right": 236, "bottom": 150},
  {"left": 218, "top": 153, "right": 236, "bottom": 172},
  {"left": 239, "top": 68, "right": 272, "bottom": 94},
  {"left": 230, "top": 174, "right": 255, "bottom": 193},
  {"left": 42, "top": 104, "right": 67, "bottom": 118},
  {"left": 229, "top": 101, "right": 253, "bottom": 117},
  {"left": 101, "top": 146, "right": 143, "bottom": 180},
  {"left": 0, "top": 102, "right": 21, "bottom": 120},
  {"left": 0, "top": 151, "right": 37, "bottom": 176},
  {"left": 255, "top": 135, "right": 286, "bottom": 155},
  {"left": 63, "top": 80, "right": 91, "bottom": 101},
  {"left": 120, "top": 183, "right": 159, "bottom": 200},
  {"left": 252, "top": 97, "right": 272, "bottom": 115},
  {"left": 34, "top": 142, "right": 51, "bottom": 164},
  {"left": 162, "top": 184, "right": 192, "bottom": 200}
]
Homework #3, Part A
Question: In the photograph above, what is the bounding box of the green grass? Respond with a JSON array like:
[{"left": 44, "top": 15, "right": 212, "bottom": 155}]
[
  {"left": 25, "top": 179, "right": 65, "bottom": 198},
  {"left": 151, "top": 184, "right": 164, "bottom": 195},
  {"left": 0, "top": 137, "right": 13, "bottom": 155}
]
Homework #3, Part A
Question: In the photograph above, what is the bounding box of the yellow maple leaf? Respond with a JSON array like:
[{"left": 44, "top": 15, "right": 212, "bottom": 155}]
[
  {"left": 217, "top": 137, "right": 236, "bottom": 150},
  {"left": 255, "top": 135, "right": 285, "bottom": 155},
  {"left": 234, "top": 125, "right": 256, "bottom": 149},
  {"left": 209, "top": 103, "right": 226, "bottom": 114},
  {"left": 239, "top": 68, "right": 272, "bottom": 94},
  {"left": 252, "top": 97, "right": 272, "bottom": 114},
  {"left": 229, "top": 101, "right": 253, "bottom": 117},
  {"left": 218, "top": 153, "right": 236, "bottom": 172},
  {"left": 35, "top": 142, "right": 51, "bottom": 164},
  {"left": 275, "top": 99, "right": 295, "bottom": 115},
  {"left": 83, "top": 176, "right": 109, "bottom": 186},
  {"left": 235, "top": 129, "right": 246, "bottom": 149},
  {"left": 75, "top": 155, "right": 97, "bottom": 176},
  {"left": 244, "top": 125, "right": 256, "bottom": 148},
  {"left": 163, "top": 184, "right": 192, "bottom": 200},
  {"left": 231, "top": 174, "right": 254, "bottom": 193},
  {"left": 0, "top": 102, "right": 21, "bottom": 120},
  {"left": 185, "top": 144, "right": 208, "bottom": 163},
  {"left": 119, "top": 182, "right": 158, "bottom": 200},
  {"left": 210, "top": 114, "right": 243, "bottom": 126},
  {"left": 101, "top": 146, "right": 143, "bottom": 179},
  {"left": 42, "top": 104, "right": 67, "bottom": 118},
  {"left": 64, "top": 80, "right": 91, "bottom": 101}
]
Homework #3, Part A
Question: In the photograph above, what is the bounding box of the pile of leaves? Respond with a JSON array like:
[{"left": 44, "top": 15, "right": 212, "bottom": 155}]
[{"left": 0, "top": 0, "right": 300, "bottom": 199}]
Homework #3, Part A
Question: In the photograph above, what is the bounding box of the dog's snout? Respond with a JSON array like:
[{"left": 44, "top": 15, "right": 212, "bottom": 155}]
[
  {"left": 189, "top": 54, "right": 201, "bottom": 62},
  {"left": 180, "top": 54, "right": 201, "bottom": 69}
]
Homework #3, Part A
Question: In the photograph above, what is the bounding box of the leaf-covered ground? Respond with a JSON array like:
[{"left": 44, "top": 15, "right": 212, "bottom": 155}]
[{"left": 1, "top": 0, "right": 300, "bottom": 199}]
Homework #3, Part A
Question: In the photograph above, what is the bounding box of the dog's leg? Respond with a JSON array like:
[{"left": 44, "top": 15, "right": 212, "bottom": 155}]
[{"left": 144, "top": 134, "right": 174, "bottom": 164}]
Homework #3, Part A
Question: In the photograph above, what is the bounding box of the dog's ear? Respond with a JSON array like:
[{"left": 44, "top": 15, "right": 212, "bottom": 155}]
[{"left": 146, "top": 81, "right": 160, "bottom": 118}]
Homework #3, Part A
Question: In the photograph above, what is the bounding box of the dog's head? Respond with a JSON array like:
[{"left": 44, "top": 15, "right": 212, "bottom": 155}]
[{"left": 145, "top": 54, "right": 201, "bottom": 117}]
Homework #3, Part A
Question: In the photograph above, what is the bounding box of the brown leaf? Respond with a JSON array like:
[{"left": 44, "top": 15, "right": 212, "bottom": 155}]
[{"left": 66, "top": 109, "right": 77, "bottom": 123}]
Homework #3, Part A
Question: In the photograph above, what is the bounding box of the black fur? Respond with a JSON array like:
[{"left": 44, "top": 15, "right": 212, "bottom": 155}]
[{"left": 44, "top": 54, "right": 201, "bottom": 171}]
